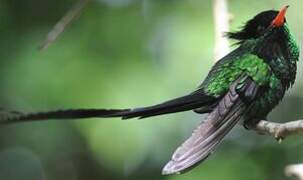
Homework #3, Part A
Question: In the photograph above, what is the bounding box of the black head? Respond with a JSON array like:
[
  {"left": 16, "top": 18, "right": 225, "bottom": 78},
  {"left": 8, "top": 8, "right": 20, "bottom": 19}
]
[{"left": 227, "top": 6, "right": 289, "bottom": 41}]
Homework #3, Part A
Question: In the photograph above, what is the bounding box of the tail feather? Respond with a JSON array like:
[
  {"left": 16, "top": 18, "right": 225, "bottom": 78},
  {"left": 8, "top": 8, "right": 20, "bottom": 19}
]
[
  {"left": 162, "top": 75, "right": 259, "bottom": 175},
  {"left": 0, "top": 92, "right": 215, "bottom": 124},
  {"left": 0, "top": 109, "right": 129, "bottom": 124},
  {"left": 119, "top": 92, "right": 215, "bottom": 119},
  {"left": 162, "top": 88, "right": 245, "bottom": 174}
]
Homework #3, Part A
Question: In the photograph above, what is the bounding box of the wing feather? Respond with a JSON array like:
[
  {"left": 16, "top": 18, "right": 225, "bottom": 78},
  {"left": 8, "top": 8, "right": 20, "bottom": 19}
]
[{"left": 162, "top": 75, "right": 259, "bottom": 175}]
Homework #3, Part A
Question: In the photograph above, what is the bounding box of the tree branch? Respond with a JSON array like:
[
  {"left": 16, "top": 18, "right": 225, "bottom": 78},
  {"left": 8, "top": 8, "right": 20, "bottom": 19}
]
[{"left": 254, "top": 120, "right": 303, "bottom": 141}]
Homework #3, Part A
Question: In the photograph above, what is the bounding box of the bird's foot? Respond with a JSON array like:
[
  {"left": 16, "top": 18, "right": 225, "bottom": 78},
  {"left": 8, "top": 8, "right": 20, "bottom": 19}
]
[{"left": 243, "top": 118, "right": 264, "bottom": 130}]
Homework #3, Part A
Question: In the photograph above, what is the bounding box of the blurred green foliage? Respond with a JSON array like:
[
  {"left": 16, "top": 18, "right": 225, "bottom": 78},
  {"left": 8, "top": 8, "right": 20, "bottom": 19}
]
[{"left": 0, "top": 0, "right": 302, "bottom": 180}]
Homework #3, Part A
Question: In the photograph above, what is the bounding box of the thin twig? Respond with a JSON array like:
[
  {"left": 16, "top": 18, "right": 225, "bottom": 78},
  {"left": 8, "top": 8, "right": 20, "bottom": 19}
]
[{"left": 39, "top": 0, "right": 89, "bottom": 50}]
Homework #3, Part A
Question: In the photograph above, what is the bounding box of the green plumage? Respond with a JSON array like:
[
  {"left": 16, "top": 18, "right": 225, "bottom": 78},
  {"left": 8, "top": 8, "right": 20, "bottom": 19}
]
[
  {"left": 203, "top": 53, "right": 271, "bottom": 96},
  {"left": 200, "top": 22, "right": 299, "bottom": 120}
]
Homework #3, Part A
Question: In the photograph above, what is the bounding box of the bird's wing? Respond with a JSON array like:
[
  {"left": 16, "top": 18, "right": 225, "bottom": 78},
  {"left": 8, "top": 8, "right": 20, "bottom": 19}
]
[{"left": 162, "top": 75, "right": 261, "bottom": 175}]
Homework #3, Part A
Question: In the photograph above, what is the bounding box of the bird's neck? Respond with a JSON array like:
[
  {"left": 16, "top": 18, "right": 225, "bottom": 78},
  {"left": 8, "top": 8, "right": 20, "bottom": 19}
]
[{"left": 254, "top": 24, "right": 300, "bottom": 89}]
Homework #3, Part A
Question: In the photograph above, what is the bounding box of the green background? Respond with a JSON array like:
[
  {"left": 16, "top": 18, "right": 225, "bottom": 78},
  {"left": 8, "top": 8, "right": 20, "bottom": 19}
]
[{"left": 0, "top": 0, "right": 302, "bottom": 179}]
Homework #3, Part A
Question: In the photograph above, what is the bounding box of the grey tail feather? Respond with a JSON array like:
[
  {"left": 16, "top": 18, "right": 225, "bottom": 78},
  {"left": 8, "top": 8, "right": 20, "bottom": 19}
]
[
  {"left": 0, "top": 92, "right": 215, "bottom": 124},
  {"left": 162, "top": 75, "right": 256, "bottom": 175},
  {"left": 162, "top": 101, "right": 245, "bottom": 175}
]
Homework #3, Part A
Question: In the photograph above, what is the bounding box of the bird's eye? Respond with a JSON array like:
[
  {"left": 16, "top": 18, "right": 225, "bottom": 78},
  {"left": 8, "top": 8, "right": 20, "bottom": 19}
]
[
  {"left": 257, "top": 26, "right": 266, "bottom": 35},
  {"left": 257, "top": 26, "right": 265, "bottom": 31}
]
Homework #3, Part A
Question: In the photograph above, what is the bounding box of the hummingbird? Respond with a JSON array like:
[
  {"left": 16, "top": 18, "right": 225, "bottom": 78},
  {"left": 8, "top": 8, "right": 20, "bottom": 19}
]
[{"left": 0, "top": 5, "right": 300, "bottom": 175}]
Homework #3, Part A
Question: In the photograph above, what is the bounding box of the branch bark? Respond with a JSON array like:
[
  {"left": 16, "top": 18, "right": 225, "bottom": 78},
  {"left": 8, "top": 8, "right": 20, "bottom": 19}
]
[{"left": 254, "top": 119, "right": 303, "bottom": 141}]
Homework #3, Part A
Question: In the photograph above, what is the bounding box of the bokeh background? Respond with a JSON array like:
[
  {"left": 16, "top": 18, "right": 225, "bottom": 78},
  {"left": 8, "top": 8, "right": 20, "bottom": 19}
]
[{"left": 0, "top": 0, "right": 303, "bottom": 179}]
